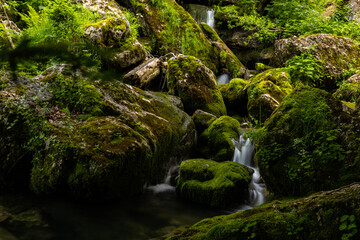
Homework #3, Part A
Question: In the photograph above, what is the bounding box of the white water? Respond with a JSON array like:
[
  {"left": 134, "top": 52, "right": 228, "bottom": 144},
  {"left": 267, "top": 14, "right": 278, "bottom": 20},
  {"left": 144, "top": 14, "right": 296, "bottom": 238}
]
[
  {"left": 217, "top": 73, "right": 231, "bottom": 85},
  {"left": 233, "top": 135, "right": 265, "bottom": 208},
  {"left": 206, "top": 9, "right": 215, "bottom": 28},
  {"left": 147, "top": 166, "right": 176, "bottom": 194}
]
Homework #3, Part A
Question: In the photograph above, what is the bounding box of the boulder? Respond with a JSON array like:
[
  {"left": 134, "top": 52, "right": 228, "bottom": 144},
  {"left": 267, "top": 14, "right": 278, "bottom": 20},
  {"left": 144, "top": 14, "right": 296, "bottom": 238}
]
[
  {"left": 163, "top": 183, "right": 360, "bottom": 240},
  {"left": 219, "top": 78, "right": 249, "bottom": 116},
  {"left": 191, "top": 109, "right": 217, "bottom": 134},
  {"left": 176, "top": 159, "right": 252, "bottom": 207},
  {"left": 107, "top": 40, "right": 147, "bottom": 69},
  {"left": 123, "top": 58, "right": 163, "bottom": 90},
  {"left": 166, "top": 55, "right": 226, "bottom": 117},
  {"left": 0, "top": 69, "right": 196, "bottom": 199},
  {"left": 334, "top": 72, "right": 360, "bottom": 103},
  {"left": 198, "top": 116, "right": 240, "bottom": 161},
  {"left": 75, "top": 0, "right": 124, "bottom": 18},
  {"left": 201, "top": 23, "right": 246, "bottom": 78},
  {"left": 117, "top": 0, "right": 219, "bottom": 73},
  {"left": 246, "top": 69, "right": 292, "bottom": 123},
  {"left": 256, "top": 85, "right": 360, "bottom": 196},
  {"left": 272, "top": 34, "right": 360, "bottom": 90}
]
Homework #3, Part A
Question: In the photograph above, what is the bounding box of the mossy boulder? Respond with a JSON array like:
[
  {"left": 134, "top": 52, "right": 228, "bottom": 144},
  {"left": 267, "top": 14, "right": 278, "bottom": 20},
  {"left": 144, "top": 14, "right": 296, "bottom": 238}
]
[
  {"left": 246, "top": 69, "right": 292, "bottom": 123},
  {"left": 166, "top": 55, "right": 227, "bottom": 117},
  {"left": 219, "top": 78, "right": 249, "bottom": 116},
  {"left": 84, "top": 17, "right": 130, "bottom": 48},
  {"left": 164, "top": 183, "right": 360, "bottom": 240},
  {"left": 334, "top": 72, "right": 360, "bottom": 103},
  {"left": 0, "top": 70, "right": 196, "bottom": 199},
  {"left": 256, "top": 85, "right": 360, "bottom": 196},
  {"left": 176, "top": 159, "right": 252, "bottom": 208},
  {"left": 273, "top": 34, "right": 360, "bottom": 90},
  {"left": 198, "top": 116, "right": 241, "bottom": 161},
  {"left": 118, "top": 0, "right": 219, "bottom": 73},
  {"left": 201, "top": 23, "right": 246, "bottom": 78},
  {"left": 192, "top": 110, "right": 217, "bottom": 134}
]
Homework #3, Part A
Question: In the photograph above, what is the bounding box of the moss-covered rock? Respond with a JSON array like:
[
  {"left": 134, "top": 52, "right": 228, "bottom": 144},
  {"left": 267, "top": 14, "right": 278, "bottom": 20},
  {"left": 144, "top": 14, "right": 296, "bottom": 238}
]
[
  {"left": 163, "top": 183, "right": 360, "bottom": 240},
  {"left": 256, "top": 85, "right": 360, "bottom": 196},
  {"left": 84, "top": 17, "right": 130, "bottom": 48},
  {"left": 198, "top": 116, "right": 240, "bottom": 161},
  {"left": 176, "top": 159, "right": 252, "bottom": 208},
  {"left": 273, "top": 34, "right": 360, "bottom": 90},
  {"left": 219, "top": 78, "right": 249, "bottom": 116},
  {"left": 246, "top": 69, "right": 292, "bottom": 123},
  {"left": 192, "top": 110, "right": 217, "bottom": 134},
  {"left": 118, "top": 0, "right": 219, "bottom": 73},
  {"left": 107, "top": 40, "right": 147, "bottom": 69},
  {"left": 167, "top": 55, "right": 226, "bottom": 117},
  {"left": 0, "top": 69, "right": 196, "bottom": 199},
  {"left": 334, "top": 72, "right": 360, "bottom": 103},
  {"left": 201, "top": 22, "right": 246, "bottom": 78}
]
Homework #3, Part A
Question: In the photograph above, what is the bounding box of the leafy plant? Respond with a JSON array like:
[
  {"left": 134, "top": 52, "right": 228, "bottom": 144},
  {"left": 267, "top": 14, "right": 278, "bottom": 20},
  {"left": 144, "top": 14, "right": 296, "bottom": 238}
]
[{"left": 339, "top": 215, "right": 358, "bottom": 240}]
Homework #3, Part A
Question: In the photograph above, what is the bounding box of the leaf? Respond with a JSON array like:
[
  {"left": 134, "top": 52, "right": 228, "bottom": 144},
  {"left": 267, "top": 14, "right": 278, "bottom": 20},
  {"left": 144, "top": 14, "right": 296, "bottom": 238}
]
[
  {"left": 341, "top": 215, "right": 349, "bottom": 222},
  {"left": 339, "top": 222, "right": 347, "bottom": 231},
  {"left": 349, "top": 215, "right": 355, "bottom": 222}
]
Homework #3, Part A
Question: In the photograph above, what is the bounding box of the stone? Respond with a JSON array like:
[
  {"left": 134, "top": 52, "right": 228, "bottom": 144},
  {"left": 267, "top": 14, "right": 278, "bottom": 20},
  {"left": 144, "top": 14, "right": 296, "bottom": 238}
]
[
  {"left": 333, "top": 72, "right": 360, "bottom": 103},
  {"left": 176, "top": 159, "right": 252, "bottom": 207},
  {"left": 219, "top": 78, "right": 249, "bottom": 116},
  {"left": 191, "top": 109, "right": 217, "bottom": 134}
]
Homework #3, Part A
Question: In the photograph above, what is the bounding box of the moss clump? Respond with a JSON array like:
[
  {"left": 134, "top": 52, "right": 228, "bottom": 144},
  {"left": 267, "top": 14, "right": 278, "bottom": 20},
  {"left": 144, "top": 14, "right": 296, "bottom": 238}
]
[
  {"left": 167, "top": 55, "right": 227, "bottom": 117},
  {"left": 199, "top": 116, "right": 241, "bottom": 161},
  {"left": 84, "top": 17, "right": 130, "bottom": 48},
  {"left": 219, "top": 78, "right": 249, "bottom": 116},
  {"left": 166, "top": 183, "right": 360, "bottom": 240},
  {"left": 246, "top": 69, "right": 293, "bottom": 123},
  {"left": 256, "top": 85, "right": 360, "bottom": 196},
  {"left": 255, "top": 62, "right": 272, "bottom": 73},
  {"left": 176, "top": 159, "right": 252, "bottom": 207},
  {"left": 192, "top": 110, "right": 217, "bottom": 134}
]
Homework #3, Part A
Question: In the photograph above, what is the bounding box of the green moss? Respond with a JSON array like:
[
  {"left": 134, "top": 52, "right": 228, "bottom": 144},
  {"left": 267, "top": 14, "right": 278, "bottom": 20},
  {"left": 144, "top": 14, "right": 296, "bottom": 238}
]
[
  {"left": 220, "top": 78, "right": 249, "bottom": 116},
  {"left": 256, "top": 85, "right": 360, "bottom": 196},
  {"left": 255, "top": 62, "right": 272, "bottom": 73},
  {"left": 199, "top": 116, "right": 241, "bottom": 161},
  {"left": 166, "top": 55, "right": 226, "bottom": 116},
  {"left": 166, "top": 183, "right": 360, "bottom": 240},
  {"left": 334, "top": 77, "right": 360, "bottom": 103},
  {"left": 176, "top": 159, "right": 252, "bottom": 207},
  {"left": 192, "top": 110, "right": 217, "bottom": 134}
]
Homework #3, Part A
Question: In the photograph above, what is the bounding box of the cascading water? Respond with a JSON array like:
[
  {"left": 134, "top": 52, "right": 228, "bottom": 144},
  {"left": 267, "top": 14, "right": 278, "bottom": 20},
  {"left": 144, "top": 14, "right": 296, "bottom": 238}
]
[
  {"left": 233, "top": 135, "right": 265, "bottom": 207},
  {"left": 185, "top": 4, "right": 215, "bottom": 28},
  {"left": 216, "top": 73, "right": 231, "bottom": 85}
]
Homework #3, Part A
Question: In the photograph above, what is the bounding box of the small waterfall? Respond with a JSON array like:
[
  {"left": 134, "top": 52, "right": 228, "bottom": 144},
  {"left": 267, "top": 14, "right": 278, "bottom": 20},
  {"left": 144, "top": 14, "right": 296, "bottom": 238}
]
[
  {"left": 217, "top": 73, "right": 231, "bottom": 85},
  {"left": 146, "top": 166, "right": 177, "bottom": 194},
  {"left": 233, "top": 135, "right": 265, "bottom": 207},
  {"left": 206, "top": 9, "right": 215, "bottom": 28},
  {"left": 185, "top": 4, "right": 215, "bottom": 28}
]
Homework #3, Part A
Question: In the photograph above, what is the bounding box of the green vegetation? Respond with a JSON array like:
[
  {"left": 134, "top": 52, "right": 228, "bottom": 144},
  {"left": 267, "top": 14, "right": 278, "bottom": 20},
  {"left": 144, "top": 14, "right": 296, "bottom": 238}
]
[{"left": 176, "top": 159, "right": 252, "bottom": 207}]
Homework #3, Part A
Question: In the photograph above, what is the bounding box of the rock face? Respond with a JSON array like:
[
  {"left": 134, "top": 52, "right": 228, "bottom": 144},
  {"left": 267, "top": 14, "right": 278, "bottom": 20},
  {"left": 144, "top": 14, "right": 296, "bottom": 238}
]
[
  {"left": 191, "top": 109, "right": 217, "bottom": 134},
  {"left": 272, "top": 34, "right": 360, "bottom": 89},
  {"left": 334, "top": 72, "right": 360, "bottom": 103},
  {"left": 198, "top": 116, "right": 240, "bottom": 161},
  {"left": 246, "top": 69, "right": 292, "bottom": 123},
  {"left": 201, "top": 23, "right": 246, "bottom": 78},
  {"left": 256, "top": 86, "right": 360, "bottom": 196},
  {"left": 0, "top": 70, "right": 196, "bottom": 199},
  {"left": 176, "top": 159, "right": 252, "bottom": 207},
  {"left": 164, "top": 183, "right": 360, "bottom": 240},
  {"left": 117, "top": 0, "right": 219, "bottom": 73},
  {"left": 166, "top": 55, "right": 226, "bottom": 117},
  {"left": 219, "top": 78, "right": 249, "bottom": 116}
]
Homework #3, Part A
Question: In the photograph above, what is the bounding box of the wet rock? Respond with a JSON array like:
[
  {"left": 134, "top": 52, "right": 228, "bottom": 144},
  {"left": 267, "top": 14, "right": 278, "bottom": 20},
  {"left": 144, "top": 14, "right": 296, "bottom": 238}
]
[
  {"left": 272, "top": 34, "right": 360, "bottom": 90},
  {"left": 107, "top": 40, "right": 147, "bottom": 69},
  {"left": 176, "top": 159, "right": 252, "bottom": 207},
  {"left": 201, "top": 23, "right": 246, "bottom": 78},
  {"left": 165, "top": 183, "right": 360, "bottom": 239},
  {"left": 166, "top": 55, "right": 226, "bottom": 117},
  {"left": 191, "top": 109, "right": 217, "bottom": 134},
  {"left": 246, "top": 69, "right": 292, "bottom": 123},
  {"left": 256, "top": 86, "right": 360, "bottom": 196},
  {"left": 0, "top": 69, "right": 196, "bottom": 200},
  {"left": 123, "top": 58, "right": 163, "bottom": 90},
  {"left": 219, "top": 78, "right": 249, "bottom": 116},
  {"left": 198, "top": 116, "right": 240, "bottom": 161}
]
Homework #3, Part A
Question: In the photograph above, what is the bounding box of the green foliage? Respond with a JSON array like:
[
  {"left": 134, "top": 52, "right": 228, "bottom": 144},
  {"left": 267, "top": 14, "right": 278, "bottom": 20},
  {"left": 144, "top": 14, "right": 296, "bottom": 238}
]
[
  {"left": 20, "top": 0, "right": 98, "bottom": 44},
  {"left": 48, "top": 74, "right": 104, "bottom": 116},
  {"left": 339, "top": 215, "right": 358, "bottom": 240},
  {"left": 285, "top": 52, "right": 324, "bottom": 87}
]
